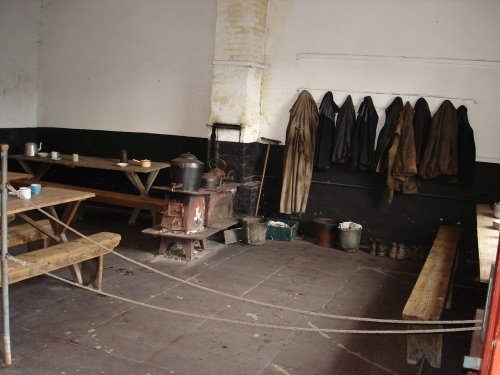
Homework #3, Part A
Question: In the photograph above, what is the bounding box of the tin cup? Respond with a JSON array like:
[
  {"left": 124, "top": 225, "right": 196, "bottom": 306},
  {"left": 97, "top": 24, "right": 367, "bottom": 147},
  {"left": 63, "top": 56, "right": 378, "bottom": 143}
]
[
  {"left": 30, "top": 183, "right": 42, "bottom": 196},
  {"left": 120, "top": 149, "right": 128, "bottom": 163},
  {"left": 18, "top": 187, "right": 31, "bottom": 199}
]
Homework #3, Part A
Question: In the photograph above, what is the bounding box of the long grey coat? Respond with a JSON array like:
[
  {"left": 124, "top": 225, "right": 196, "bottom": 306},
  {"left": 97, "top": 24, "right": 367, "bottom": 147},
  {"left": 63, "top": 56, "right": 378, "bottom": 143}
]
[{"left": 280, "top": 90, "right": 319, "bottom": 214}]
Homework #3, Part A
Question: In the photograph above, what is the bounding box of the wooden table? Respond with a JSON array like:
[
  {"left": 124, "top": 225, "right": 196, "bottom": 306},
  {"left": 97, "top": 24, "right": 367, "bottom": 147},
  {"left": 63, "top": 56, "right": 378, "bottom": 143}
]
[
  {"left": 477, "top": 204, "right": 500, "bottom": 283},
  {"left": 6, "top": 186, "right": 95, "bottom": 283},
  {"left": 10, "top": 154, "right": 170, "bottom": 224}
]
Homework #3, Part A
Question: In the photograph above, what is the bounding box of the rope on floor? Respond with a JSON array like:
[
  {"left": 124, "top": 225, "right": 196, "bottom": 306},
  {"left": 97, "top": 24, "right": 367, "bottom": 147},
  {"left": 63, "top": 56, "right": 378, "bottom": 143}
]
[
  {"left": 7, "top": 184, "right": 482, "bottom": 326},
  {"left": 7, "top": 254, "right": 480, "bottom": 335}
]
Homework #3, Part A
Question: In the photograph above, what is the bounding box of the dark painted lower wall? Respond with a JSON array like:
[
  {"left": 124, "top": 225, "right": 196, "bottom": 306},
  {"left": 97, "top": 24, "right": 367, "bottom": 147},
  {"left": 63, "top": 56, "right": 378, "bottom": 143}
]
[
  {"left": 2, "top": 127, "right": 499, "bottom": 261},
  {"left": 1, "top": 127, "right": 208, "bottom": 195},
  {"left": 259, "top": 143, "right": 500, "bottom": 261}
]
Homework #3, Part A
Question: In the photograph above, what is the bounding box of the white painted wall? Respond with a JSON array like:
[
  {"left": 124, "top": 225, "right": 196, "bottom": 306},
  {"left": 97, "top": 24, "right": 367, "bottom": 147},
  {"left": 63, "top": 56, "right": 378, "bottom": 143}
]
[
  {"left": 261, "top": 0, "right": 500, "bottom": 163},
  {"left": 38, "top": 0, "right": 216, "bottom": 137},
  {"left": 0, "top": 0, "right": 40, "bottom": 128}
]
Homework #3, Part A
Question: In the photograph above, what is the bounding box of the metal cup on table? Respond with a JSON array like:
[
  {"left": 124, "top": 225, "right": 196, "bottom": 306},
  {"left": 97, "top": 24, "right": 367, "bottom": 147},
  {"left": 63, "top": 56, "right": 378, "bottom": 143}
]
[
  {"left": 120, "top": 149, "right": 128, "bottom": 163},
  {"left": 17, "top": 187, "right": 31, "bottom": 199},
  {"left": 30, "top": 183, "right": 42, "bottom": 196}
]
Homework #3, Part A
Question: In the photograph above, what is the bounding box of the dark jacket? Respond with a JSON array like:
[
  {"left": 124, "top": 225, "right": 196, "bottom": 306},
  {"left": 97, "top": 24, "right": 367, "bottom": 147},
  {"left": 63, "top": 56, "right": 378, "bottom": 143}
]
[
  {"left": 457, "top": 105, "right": 475, "bottom": 185},
  {"left": 419, "top": 100, "right": 458, "bottom": 180},
  {"left": 331, "top": 95, "right": 355, "bottom": 165},
  {"left": 314, "top": 91, "right": 339, "bottom": 171},
  {"left": 351, "top": 96, "right": 378, "bottom": 171},
  {"left": 413, "top": 98, "right": 431, "bottom": 167},
  {"left": 375, "top": 97, "right": 404, "bottom": 172}
]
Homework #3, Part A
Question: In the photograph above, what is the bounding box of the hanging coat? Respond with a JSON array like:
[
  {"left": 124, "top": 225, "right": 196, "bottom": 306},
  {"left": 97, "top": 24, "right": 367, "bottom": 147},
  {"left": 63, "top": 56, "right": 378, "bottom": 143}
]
[
  {"left": 331, "top": 95, "right": 355, "bottom": 165},
  {"left": 351, "top": 96, "right": 378, "bottom": 171},
  {"left": 314, "top": 92, "right": 339, "bottom": 171},
  {"left": 386, "top": 102, "right": 417, "bottom": 204},
  {"left": 280, "top": 90, "right": 319, "bottom": 214},
  {"left": 413, "top": 97, "right": 431, "bottom": 167},
  {"left": 375, "top": 97, "right": 404, "bottom": 172},
  {"left": 419, "top": 100, "right": 458, "bottom": 180},
  {"left": 457, "top": 105, "right": 476, "bottom": 185}
]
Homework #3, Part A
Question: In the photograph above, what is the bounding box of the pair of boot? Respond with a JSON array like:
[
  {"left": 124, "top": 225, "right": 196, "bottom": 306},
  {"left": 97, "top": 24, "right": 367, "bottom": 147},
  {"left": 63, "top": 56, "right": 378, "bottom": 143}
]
[
  {"left": 388, "top": 243, "right": 405, "bottom": 259},
  {"left": 369, "top": 239, "right": 387, "bottom": 256}
]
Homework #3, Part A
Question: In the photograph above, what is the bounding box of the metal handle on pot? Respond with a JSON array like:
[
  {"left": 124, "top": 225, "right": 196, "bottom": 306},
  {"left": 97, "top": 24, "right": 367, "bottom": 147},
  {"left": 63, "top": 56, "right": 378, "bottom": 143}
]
[{"left": 208, "top": 158, "right": 226, "bottom": 170}]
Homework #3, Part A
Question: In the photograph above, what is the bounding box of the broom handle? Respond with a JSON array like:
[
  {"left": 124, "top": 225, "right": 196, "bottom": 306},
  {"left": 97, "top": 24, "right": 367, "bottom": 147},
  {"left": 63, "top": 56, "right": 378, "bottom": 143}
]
[{"left": 255, "top": 143, "right": 271, "bottom": 217}]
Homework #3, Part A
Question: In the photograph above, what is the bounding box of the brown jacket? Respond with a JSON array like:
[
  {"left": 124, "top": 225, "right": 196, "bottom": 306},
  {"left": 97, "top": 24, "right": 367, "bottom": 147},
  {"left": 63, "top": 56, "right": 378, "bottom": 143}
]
[
  {"left": 280, "top": 90, "right": 319, "bottom": 214},
  {"left": 386, "top": 102, "right": 417, "bottom": 204}
]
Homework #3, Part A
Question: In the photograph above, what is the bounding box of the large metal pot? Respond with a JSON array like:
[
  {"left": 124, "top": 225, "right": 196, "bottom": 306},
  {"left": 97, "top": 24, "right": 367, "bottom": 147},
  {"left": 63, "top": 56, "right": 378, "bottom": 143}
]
[
  {"left": 201, "top": 173, "right": 217, "bottom": 189},
  {"left": 170, "top": 152, "right": 204, "bottom": 192}
]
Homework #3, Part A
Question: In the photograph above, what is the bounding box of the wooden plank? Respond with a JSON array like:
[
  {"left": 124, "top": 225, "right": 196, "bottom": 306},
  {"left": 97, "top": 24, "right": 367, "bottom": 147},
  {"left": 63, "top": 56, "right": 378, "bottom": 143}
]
[
  {"left": 6, "top": 220, "right": 53, "bottom": 247},
  {"left": 9, "top": 154, "right": 169, "bottom": 173},
  {"left": 477, "top": 204, "right": 500, "bottom": 283},
  {"left": 406, "top": 324, "right": 442, "bottom": 368},
  {"left": 466, "top": 309, "right": 484, "bottom": 375},
  {"left": 403, "top": 225, "right": 461, "bottom": 321},
  {"left": 11, "top": 179, "right": 164, "bottom": 212},
  {"left": 1, "top": 232, "right": 121, "bottom": 285}
]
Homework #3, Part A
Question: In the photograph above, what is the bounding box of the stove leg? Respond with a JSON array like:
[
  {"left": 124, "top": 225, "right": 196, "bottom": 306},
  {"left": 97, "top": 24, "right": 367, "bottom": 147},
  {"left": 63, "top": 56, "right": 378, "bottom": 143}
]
[
  {"left": 182, "top": 240, "right": 195, "bottom": 260},
  {"left": 200, "top": 239, "right": 207, "bottom": 251},
  {"left": 156, "top": 238, "right": 169, "bottom": 256}
]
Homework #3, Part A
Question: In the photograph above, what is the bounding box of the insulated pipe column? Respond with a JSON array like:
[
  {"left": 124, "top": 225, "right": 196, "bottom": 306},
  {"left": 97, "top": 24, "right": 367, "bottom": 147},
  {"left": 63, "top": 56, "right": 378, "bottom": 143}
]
[{"left": 1, "top": 144, "right": 11, "bottom": 365}]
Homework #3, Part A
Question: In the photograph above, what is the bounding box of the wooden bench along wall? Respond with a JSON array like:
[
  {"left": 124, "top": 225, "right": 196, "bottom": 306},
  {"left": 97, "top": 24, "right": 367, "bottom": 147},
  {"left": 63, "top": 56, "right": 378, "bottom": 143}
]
[
  {"left": 402, "top": 225, "right": 461, "bottom": 368},
  {"left": 11, "top": 178, "right": 164, "bottom": 221},
  {"left": 1, "top": 232, "right": 121, "bottom": 290}
]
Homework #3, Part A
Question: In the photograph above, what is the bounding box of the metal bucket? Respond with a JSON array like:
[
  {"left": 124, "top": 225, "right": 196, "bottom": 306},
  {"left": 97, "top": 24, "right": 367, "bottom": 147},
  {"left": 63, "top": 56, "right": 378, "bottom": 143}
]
[
  {"left": 338, "top": 223, "right": 362, "bottom": 253},
  {"left": 242, "top": 216, "right": 268, "bottom": 246},
  {"left": 313, "top": 218, "right": 338, "bottom": 248}
]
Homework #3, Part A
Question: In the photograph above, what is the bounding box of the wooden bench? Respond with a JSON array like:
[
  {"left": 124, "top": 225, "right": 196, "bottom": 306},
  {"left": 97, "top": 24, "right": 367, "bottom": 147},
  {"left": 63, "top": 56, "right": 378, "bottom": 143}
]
[
  {"left": 402, "top": 225, "right": 461, "bottom": 368},
  {"left": 6, "top": 220, "right": 53, "bottom": 248},
  {"left": 11, "top": 178, "right": 164, "bottom": 222},
  {"left": 1, "top": 232, "right": 121, "bottom": 290}
]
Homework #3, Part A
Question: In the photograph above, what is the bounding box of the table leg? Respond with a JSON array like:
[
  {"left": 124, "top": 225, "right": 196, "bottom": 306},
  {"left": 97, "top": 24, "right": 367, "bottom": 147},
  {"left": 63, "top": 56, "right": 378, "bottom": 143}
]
[
  {"left": 94, "top": 255, "right": 104, "bottom": 290},
  {"left": 124, "top": 170, "right": 160, "bottom": 225},
  {"left": 16, "top": 213, "right": 61, "bottom": 243},
  {"left": 46, "top": 206, "right": 68, "bottom": 243},
  {"left": 17, "top": 160, "right": 52, "bottom": 180},
  {"left": 143, "top": 170, "right": 160, "bottom": 195},
  {"left": 40, "top": 204, "right": 83, "bottom": 284},
  {"left": 16, "top": 160, "right": 35, "bottom": 176},
  {"left": 125, "top": 171, "right": 146, "bottom": 194}
]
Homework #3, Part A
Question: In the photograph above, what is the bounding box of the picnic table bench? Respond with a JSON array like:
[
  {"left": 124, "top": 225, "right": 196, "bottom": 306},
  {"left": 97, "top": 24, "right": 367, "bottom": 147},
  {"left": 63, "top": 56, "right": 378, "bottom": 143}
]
[
  {"left": 10, "top": 154, "right": 169, "bottom": 224},
  {"left": 6, "top": 220, "right": 53, "bottom": 248},
  {"left": 2, "top": 232, "right": 121, "bottom": 290},
  {"left": 11, "top": 178, "right": 165, "bottom": 221},
  {"left": 402, "top": 225, "right": 461, "bottom": 368}
]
